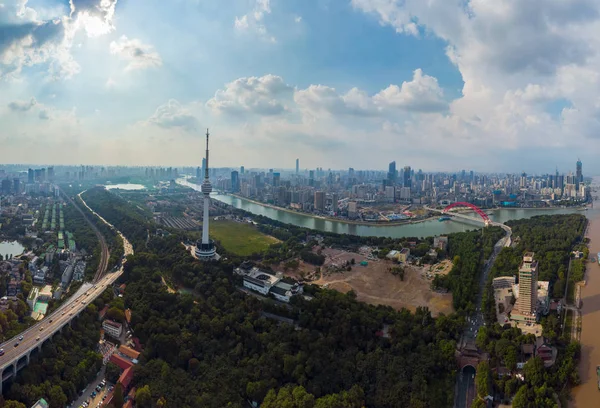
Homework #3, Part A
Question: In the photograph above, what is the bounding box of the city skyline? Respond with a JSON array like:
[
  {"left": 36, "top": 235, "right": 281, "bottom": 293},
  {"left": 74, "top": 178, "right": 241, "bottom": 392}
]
[{"left": 3, "top": 1, "right": 600, "bottom": 172}]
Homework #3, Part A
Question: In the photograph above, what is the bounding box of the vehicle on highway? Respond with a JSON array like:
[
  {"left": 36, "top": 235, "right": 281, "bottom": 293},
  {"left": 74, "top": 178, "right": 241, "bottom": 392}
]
[
  {"left": 36, "top": 337, "right": 40, "bottom": 341},
  {"left": 0, "top": 348, "right": 5, "bottom": 356},
  {"left": 18, "top": 335, "right": 23, "bottom": 341},
  {"left": 14, "top": 342, "right": 19, "bottom": 347},
  {"left": 69, "top": 313, "right": 73, "bottom": 316},
  {"left": 62, "top": 312, "right": 65, "bottom": 316},
  {"left": 49, "top": 319, "right": 53, "bottom": 323},
  {"left": 39, "top": 326, "right": 44, "bottom": 331}
]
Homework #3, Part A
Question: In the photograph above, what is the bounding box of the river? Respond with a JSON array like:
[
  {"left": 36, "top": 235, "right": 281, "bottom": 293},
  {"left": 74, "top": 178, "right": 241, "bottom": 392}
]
[
  {"left": 177, "top": 178, "right": 583, "bottom": 238},
  {"left": 571, "top": 179, "right": 600, "bottom": 407}
]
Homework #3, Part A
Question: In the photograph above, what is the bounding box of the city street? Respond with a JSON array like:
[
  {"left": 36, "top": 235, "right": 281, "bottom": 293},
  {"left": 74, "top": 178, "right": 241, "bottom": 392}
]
[{"left": 69, "top": 366, "right": 108, "bottom": 408}]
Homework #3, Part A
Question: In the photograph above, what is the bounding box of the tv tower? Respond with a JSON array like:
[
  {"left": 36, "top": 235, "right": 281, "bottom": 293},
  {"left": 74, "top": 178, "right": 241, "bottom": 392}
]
[{"left": 195, "top": 129, "right": 219, "bottom": 260}]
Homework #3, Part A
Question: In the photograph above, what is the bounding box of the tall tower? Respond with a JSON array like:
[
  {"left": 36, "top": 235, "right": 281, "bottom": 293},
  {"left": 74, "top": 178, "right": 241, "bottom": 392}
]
[
  {"left": 516, "top": 252, "right": 538, "bottom": 317},
  {"left": 296, "top": 158, "right": 299, "bottom": 174},
  {"left": 195, "top": 129, "right": 219, "bottom": 260},
  {"left": 576, "top": 159, "right": 583, "bottom": 187}
]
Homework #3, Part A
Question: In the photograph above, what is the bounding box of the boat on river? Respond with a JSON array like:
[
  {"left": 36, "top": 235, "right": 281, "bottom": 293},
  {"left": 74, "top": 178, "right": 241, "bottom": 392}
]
[{"left": 438, "top": 216, "right": 451, "bottom": 221}]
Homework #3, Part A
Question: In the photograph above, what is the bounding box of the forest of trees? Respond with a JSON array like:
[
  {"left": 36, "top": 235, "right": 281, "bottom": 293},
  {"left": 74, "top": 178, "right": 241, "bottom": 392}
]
[
  {"left": 119, "top": 238, "right": 465, "bottom": 408},
  {"left": 431, "top": 227, "right": 505, "bottom": 311},
  {"left": 81, "top": 187, "right": 153, "bottom": 251}
]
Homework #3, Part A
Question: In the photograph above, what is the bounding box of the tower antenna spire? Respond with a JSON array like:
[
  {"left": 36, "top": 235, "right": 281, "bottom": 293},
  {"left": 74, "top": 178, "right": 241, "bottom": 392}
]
[{"left": 205, "top": 128, "right": 210, "bottom": 180}]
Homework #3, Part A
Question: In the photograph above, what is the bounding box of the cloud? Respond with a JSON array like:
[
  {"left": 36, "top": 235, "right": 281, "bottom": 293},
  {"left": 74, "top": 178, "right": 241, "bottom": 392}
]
[
  {"left": 373, "top": 69, "right": 446, "bottom": 112},
  {"left": 0, "top": 0, "right": 121, "bottom": 80},
  {"left": 8, "top": 97, "right": 37, "bottom": 111},
  {"left": 234, "top": 0, "right": 275, "bottom": 42},
  {"left": 109, "top": 36, "right": 162, "bottom": 71},
  {"left": 295, "top": 16, "right": 302, "bottom": 23},
  {"left": 147, "top": 99, "right": 200, "bottom": 132},
  {"left": 295, "top": 69, "right": 446, "bottom": 117},
  {"left": 207, "top": 74, "right": 294, "bottom": 116}
]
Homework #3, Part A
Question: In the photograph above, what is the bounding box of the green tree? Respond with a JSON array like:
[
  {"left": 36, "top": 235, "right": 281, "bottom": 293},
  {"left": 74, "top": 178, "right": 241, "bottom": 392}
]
[
  {"left": 136, "top": 385, "right": 152, "bottom": 408},
  {"left": 475, "top": 361, "right": 491, "bottom": 398},
  {"left": 106, "top": 307, "right": 125, "bottom": 323},
  {"left": 112, "top": 383, "right": 124, "bottom": 407},
  {"left": 105, "top": 362, "right": 121, "bottom": 384},
  {"left": 3, "top": 401, "right": 27, "bottom": 408}
]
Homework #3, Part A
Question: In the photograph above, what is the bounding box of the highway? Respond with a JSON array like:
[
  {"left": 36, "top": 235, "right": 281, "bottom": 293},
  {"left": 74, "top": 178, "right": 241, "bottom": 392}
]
[{"left": 0, "top": 189, "right": 134, "bottom": 389}]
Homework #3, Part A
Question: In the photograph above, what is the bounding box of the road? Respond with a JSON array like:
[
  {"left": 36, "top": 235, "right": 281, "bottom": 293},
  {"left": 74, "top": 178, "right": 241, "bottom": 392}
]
[
  {"left": 454, "top": 232, "right": 509, "bottom": 408},
  {"left": 61, "top": 189, "right": 110, "bottom": 282},
  {"left": 0, "top": 190, "right": 134, "bottom": 384}
]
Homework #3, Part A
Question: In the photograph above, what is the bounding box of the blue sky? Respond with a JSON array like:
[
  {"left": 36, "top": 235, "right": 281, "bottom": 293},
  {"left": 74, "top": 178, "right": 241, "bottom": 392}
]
[{"left": 1, "top": 0, "right": 600, "bottom": 174}]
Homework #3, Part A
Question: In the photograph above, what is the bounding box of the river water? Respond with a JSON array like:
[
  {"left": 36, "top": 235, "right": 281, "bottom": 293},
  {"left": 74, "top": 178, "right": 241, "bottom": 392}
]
[
  {"left": 178, "top": 178, "right": 582, "bottom": 238},
  {"left": 571, "top": 180, "right": 600, "bottom": 407}
]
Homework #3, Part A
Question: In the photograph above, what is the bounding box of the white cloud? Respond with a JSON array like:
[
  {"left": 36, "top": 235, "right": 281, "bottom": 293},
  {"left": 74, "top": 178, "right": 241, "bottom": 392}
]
[
  {"left": 147, "top": 99, "right": 200, "bottom": 132},
  {"left": 8, "top": 97, "right": 37, "bottom": 111},
  {"left": 373, "top": 69, "right": 446, "bottom": 112},
  {"left": 295, "top": 16, "right": 302, "bottom": 23},
  {"left": 207, "top": 74, "right": 294, "bottom": 116},
  {"left": 109, "top": 36, "right": 162, "bottom": 71},
  {"left": 234, "top": 0, "right": 276, "bottom": 42}
]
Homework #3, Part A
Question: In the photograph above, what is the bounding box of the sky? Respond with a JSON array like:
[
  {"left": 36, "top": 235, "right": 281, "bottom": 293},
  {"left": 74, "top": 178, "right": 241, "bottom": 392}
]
[{"left": 1, "top": 0, "right": 600, "bottom": 174}]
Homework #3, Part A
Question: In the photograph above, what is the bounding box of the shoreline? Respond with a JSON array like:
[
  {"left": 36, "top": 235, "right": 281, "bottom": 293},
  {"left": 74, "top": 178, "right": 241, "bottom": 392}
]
[{"left": 224, "top": 193, "right": 439, "bottom": 227}]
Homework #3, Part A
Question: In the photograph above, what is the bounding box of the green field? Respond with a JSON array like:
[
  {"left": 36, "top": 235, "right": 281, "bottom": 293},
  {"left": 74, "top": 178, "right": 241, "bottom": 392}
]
[{"left": 208, "top": 220, "right": 278, "bottom": 256}]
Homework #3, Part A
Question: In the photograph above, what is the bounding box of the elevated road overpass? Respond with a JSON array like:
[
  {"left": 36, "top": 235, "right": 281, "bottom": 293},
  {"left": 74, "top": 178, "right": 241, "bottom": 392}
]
[{"left": 0, "top": 190, "right": 133, "bottom": 393}]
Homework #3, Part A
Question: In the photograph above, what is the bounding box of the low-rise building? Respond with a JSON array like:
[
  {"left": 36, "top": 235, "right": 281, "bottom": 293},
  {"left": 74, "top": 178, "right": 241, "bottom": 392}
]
[
  {"left": 31, "top": 398, "right": 49, "bottom": 408},
  {"left": 240, "top": 267, "right": 281, "bottom": 295},
  {"left": 103, "top": 319, "right": 123, "bottom": 338},
  {"left": 433, "top": 236, "right": 448, "bottom": 251},
  {"left": 119, "top": 345, "right": 140, "bottom": 360},
  {"left": 398, "top": 248, "right": 410, "bottom": 262}
]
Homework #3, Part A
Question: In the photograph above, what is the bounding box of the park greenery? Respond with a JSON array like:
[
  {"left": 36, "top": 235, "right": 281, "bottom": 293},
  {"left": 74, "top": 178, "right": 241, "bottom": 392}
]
[
  {"left": 81, "top": 187, "right": 153, "bottom": 251},
  {"left": 191, "top": 220, "right": 279, "bottom": 256},
  {"left": 117, "top": 237, "right": 465, "bottom": 407},
  {"left": 471, "top": 214, "right": 587, "bottom": 406},
  {"left": 431, "top": 227, "right": 504, "bottom": 311}
]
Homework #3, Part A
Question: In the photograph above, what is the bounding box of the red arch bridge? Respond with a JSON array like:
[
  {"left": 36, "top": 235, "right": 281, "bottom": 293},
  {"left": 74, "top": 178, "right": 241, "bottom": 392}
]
[{"left": 442, "top": 202, "right": 491, "bottom": 225}]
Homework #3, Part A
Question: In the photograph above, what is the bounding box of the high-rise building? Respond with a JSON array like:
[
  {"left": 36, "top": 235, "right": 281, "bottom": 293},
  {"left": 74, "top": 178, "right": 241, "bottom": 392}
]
[
  {"left": 331, "top": 193, "right": 339, "bottom": 211},
  {"left": 28, "top": 168, "right": 34, "bottom": 184},
  {"left": 1, "top": 179, "right": 11, "bottom": 195},
  {"left": 314, "top": 191, "right": 325, "bottom": 212},
  {"left": 13, "top": 179, "right": 20, "bottom": 195},
  {"left": 403, "top": 166, "right": 411, "bottom": 188},
  {"left": 520, "top": 172, "right": 527, "bottom": 188},
  {"left": 296, "top": 159, "right": 299, "bottom": 174},
  {"left": 240, "top": 166, "right": 245, "bottom": 175},
  {"left": 196, "top": 166, "right": 201, "bottom": 180},
  {"left": 195, "top": 129, "right": 219, "bottom": 261},
  {"left": 516, "top": 252, "right": 538, "bottom": 317},
  {"left": 231, "top": 171, "right": 240, "bottom": 192},
  {"left": 388, "top": 161, "right": 396, "bottom": 184},
  {"left": 273, "top": 172, "right": 281, "bottom": 187},
  {"left": 47, "top": 167, "right": 54, "bottom": 181},
  {"left": 576, "top": 159, "right": 583, "bottom": 187}
]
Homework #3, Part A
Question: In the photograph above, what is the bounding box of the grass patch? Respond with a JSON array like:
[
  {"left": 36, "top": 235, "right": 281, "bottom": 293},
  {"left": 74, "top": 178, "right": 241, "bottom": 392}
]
[{"left": 209, "top": 220, "right": 279, "bottom": 256}]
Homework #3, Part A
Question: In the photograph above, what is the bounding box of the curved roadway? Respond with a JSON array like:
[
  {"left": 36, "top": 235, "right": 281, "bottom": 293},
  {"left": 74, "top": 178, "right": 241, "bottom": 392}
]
[{"left": 0, "top": 190, "right": 133, "bottom": 387}]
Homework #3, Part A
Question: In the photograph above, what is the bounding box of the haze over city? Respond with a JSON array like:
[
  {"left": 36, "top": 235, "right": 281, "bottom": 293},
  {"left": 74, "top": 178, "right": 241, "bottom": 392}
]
[{"left": 2, "top": 0, "right": 600, "bottom": 172}]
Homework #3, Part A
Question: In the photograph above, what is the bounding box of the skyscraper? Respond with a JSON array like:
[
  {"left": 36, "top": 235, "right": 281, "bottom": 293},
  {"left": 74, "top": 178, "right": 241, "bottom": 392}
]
[
  {"left": 240, "top": 166, "right": 245, "bottom": 175},
  {"left": 516, "top": 253, "right": 538, "bottom": 317},
  {"left": 314, "top": 191, "right": 325, "bottom": 212},
  {"left": 273, "top": 172, "right": 281, "bottom": 187},
  {"left": 403, "top": 166, "right": 411, "bottom": 188},
  {"left": 296, "top": 159, "right": 299, "bottom": 174},
  {"left": 388, "top": 161, "right": 396, "bottom": 184},
  {"left": 576, "top": 159, "right": 583, "bottom": 188},
  {"left": 231, "top": 171, "right": 240, "bottom": 192},
  {"left": 28, "top": 168, "right": 34, "bottom": 184},
  {"left": 195, "top": 129, "right": 219, "bottom": 261}
]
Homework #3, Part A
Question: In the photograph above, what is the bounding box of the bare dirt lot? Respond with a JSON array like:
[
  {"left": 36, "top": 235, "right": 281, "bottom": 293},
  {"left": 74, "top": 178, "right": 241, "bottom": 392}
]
[{"left": 280, "top": 247, "right": 454, "bottom": 316}]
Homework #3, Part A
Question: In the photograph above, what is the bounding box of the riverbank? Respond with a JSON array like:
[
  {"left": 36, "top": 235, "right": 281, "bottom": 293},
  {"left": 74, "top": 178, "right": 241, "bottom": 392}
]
[
  {"left": 571, "top": 199, "right": 600, "bottom": 407},
  {"left": 225, "top": 193, "right": 439, "bottom": 227}
]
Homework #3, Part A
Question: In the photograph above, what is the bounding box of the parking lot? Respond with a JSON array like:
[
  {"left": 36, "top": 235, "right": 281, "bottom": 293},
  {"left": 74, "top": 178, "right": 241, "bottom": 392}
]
[{"left": 69, "top": 366, "right": 112, "bottom": 408}]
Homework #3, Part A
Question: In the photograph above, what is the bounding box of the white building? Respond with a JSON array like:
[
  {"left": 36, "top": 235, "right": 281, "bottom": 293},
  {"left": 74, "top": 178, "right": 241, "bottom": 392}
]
[
  {"left": 241, "top": 268, "right": 281, "bottom": 295},
  {"left": 102, "top": 319, "right": 123, "bottom": 338}
]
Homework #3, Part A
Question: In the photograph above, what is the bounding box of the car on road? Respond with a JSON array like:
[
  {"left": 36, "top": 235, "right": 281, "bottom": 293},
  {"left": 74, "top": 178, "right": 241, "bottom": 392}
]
[
  {"left": 39, "top": 327, "right": 44, "bottom": 331},
  {"left": 0, "top": 348, "right": 5, "bottom": 356},
  {"left": 18, "top": 336, "right": 23, "bottom": 341},
  {"left": 14, "top": 342, "right": 19, "bottom": 347},
  {"left": 49, "top": 319, "right": 53, "bottom": 323},
  {"left": 36, "top": 337, "right": 40, "bottom": 341},
  {"left": 62, "top": 312, "right": 65, "bottom": 316}
]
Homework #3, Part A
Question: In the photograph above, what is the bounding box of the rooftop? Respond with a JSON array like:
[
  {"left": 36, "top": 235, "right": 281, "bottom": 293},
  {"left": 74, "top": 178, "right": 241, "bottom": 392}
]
[{"left": 247, "top": 268, "right": 280, "bottom": 286}]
